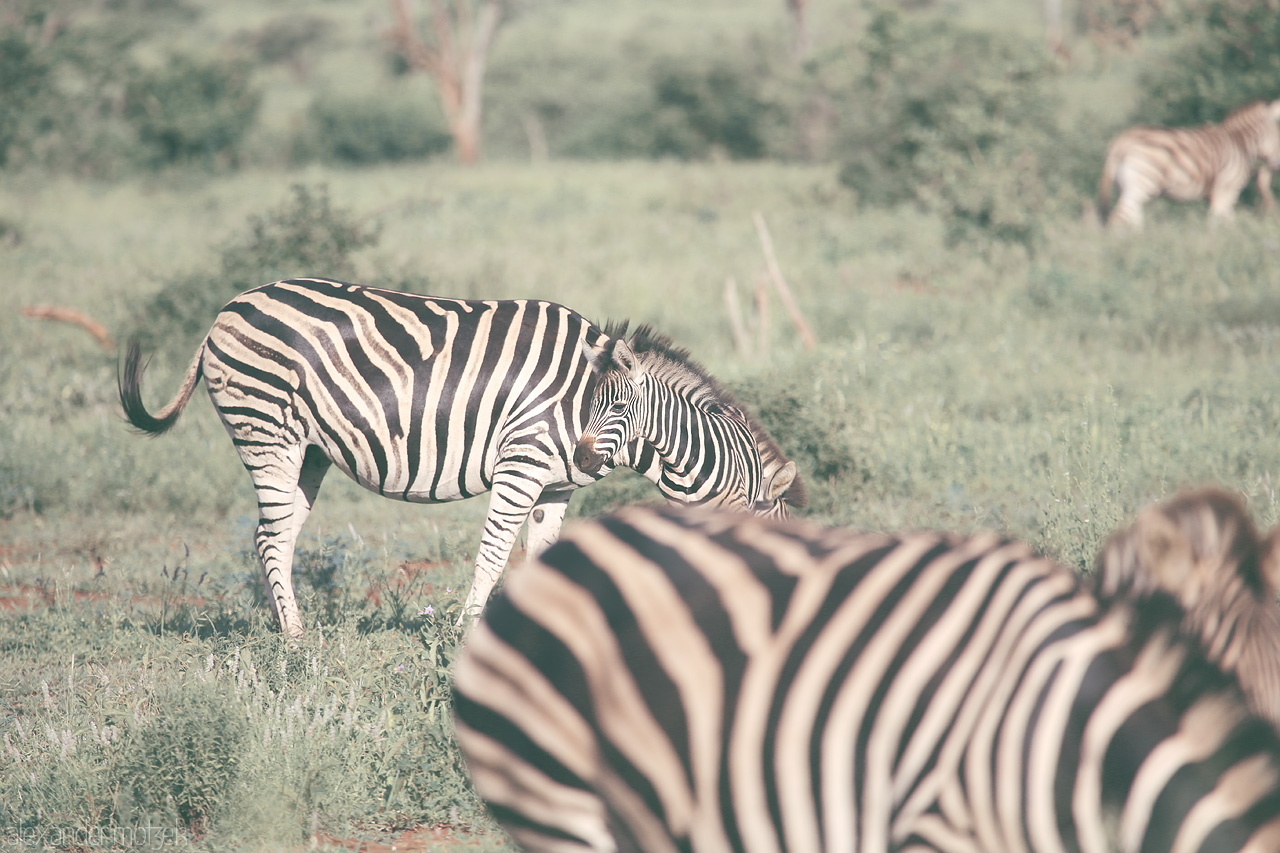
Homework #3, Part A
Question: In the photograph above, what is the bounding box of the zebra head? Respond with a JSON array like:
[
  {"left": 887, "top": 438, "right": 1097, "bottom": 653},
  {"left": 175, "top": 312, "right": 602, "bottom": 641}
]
[
  {"left": 575, "top": 326, "right": 802, "bottom": 519},
  {"left": 575, "top": 333, "right": 644, "bottom": 476},
  {"left": 1095, "top": 487, "right": 1280, "bottom": 728}
]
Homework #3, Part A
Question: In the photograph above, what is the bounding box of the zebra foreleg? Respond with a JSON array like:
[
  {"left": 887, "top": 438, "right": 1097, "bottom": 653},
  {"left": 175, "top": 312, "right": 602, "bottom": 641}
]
[
  {"left": 249, "top": 444, "right": 331, "bottom": 640},
  {"left": 460, "top": 467, "right": 548, "bottom": 623}
]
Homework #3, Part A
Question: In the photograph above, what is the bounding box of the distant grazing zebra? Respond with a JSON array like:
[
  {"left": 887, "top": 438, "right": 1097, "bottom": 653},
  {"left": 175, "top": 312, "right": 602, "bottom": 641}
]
[
  {"left": 1099, "top": 99, "right": 1280, "bottom": 229},
  {"left": 573, "top": 323, "right": 801, "bottom": 519},
  {"left": 1096, "top": 487, "right": 1280, "bottom": 729},
  {"left": 454, "top": 504, "right": 1280, "bottom": 852},
  {"left": 120, "top": 278, "right": 798, "bottom": 639}
]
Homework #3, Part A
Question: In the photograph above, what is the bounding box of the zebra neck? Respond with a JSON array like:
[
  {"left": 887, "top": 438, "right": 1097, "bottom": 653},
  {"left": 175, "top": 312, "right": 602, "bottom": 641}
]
[{"left": 614, "top": 440, "right": 663, "bottom": 485}]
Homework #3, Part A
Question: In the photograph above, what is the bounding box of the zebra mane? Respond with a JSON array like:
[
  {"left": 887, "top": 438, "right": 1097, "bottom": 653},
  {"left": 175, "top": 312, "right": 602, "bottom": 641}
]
[
  {"left": 1221, "top": 100, "right": 1273, "bottom": 142},
  {"left": 600, "top": 321, "right": 807, "bottom": 508},
  {"left": 1224, "top": 100, "right": 1267, "bottom": 123},
  {"left": 1094, "top": 488, "right": 1271, "bottom": 601}
]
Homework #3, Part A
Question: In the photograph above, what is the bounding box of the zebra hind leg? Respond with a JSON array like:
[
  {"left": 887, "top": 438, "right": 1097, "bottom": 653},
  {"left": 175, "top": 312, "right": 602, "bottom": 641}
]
[
  {"left": 526, "top": 492, "right": 572, "bottom": 559},
  {"left": 248, "top": 444, "right": 331, "bottom": 639}
]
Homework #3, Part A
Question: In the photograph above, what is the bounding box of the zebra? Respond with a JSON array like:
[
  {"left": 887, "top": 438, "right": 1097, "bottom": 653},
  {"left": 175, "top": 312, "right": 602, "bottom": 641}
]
[
  {"left": 1095, "top": 487, "right": 1280, "bottom": 729},
  {"left": 453, "top": 503, "right": 1280, "bottom": 852},
  {"left": 119, "top": 277, "right": 799, "bottom": 639},
  {"left": 572, "top": 323, "right": 802, "bottom": 520},
  {"left": 1098, "top": 98, "right": 1280, "bottom": 229}
]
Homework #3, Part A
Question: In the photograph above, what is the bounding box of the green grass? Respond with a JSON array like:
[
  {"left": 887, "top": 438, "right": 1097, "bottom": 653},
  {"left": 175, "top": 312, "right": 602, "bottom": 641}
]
[{"left": 4, "top": 158, "right": 1280, "bottom": 848}]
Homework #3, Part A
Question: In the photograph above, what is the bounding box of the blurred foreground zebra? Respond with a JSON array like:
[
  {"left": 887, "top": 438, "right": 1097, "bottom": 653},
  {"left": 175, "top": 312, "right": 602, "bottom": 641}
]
[
  {"left": 120, "top": 278, "right": 798, "bottom": 638},
  {"left": 574, "top": 324, "right": 801, "bottom": 520},
  {"left": 454, "top": 502, "right": 1280, "bottom": 852},
  {"left": 1096, "top": 487, "right": 1280, "bottom": 729},
  {"left": 1098, "top": 99, "right": 1280, "bottom": 229}
]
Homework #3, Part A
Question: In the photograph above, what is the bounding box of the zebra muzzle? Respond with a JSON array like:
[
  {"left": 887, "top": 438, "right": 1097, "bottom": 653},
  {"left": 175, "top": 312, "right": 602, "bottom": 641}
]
[{"left": 574, "top": 435, "right": 607, "bottom": 474}]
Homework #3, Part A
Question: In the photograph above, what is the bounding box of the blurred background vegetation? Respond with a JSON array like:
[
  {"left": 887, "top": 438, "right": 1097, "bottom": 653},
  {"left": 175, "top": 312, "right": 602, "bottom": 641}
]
[
  {"left": 3, "top": 0, "right": 1280, "bottom": 849},
  {"left": 1, "top": 0, "right": 1276, "bottom": 244}
]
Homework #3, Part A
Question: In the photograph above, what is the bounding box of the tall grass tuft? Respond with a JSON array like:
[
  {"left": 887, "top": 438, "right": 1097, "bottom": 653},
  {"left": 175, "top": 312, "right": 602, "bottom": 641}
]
[{"left": 115, "top": 678, "right": 248, "bottom": 835}]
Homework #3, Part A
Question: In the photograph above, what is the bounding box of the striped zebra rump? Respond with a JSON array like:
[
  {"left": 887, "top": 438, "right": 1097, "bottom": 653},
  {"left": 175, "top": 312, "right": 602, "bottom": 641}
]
[
  {"left": 1095, "top": 487, "right": 1280, "bottom": 729},
  {"left": 121, "top": 278, "right": 629, "bottom": 638},
  {"left": 1099, "top": 98, "right": 1280, "bottom": 229},
  {"left": 453, "top": 504, "right": 1280, "bottom": 853}
]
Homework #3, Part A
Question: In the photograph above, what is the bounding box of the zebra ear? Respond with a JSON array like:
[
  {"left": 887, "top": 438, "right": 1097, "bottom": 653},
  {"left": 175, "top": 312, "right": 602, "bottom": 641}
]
[
  {"left": 1134, "top": 507, "right": 1198, "bottom": 600},
  {"left": 609, "top": 338, "right": 643, "bottom": 382},
  {"left": 765, "top": 461, "right": 797, "bottom": 503}
]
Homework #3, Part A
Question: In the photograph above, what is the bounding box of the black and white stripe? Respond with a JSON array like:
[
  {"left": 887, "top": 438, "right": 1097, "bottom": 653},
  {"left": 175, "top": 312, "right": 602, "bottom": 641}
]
[
  {"left": 573, "top": 324, "right": 802, "bottom": 520},
  {"left": 119, "top": 278, "right": 792, "bottom": 638},
  {"left": 453, "top": 504, "right": 1280, "bottom": 852},
  {"left": 1096, "top": 488, "right": 1280, "bottom": 730},
  {"left": 1099, "top": 98, "right": 1280, "bottom": 229}
]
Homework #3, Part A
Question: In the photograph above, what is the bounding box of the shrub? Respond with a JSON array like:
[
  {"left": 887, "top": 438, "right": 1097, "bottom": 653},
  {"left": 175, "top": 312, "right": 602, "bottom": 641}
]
[
  {"left": 294, "top": 91, "right": 452, "bottom": 165},
  {"left": 243, "top": 15, "right": 332, "bottom": 68},
  {"left": 548, "top": 43, "right": 782, "bottom": 161},
  {"left": 643, "top": 51, "right": 775, "bottom": 159},
  {"left": 0, "top": 33, "right": 51, "bottom": 168},
  {"left": 733, "top": 370, "right": 864, "bottom": 517},
  {"left": 114, "top": 679, "right": 248, "bottom": 834},
  {"left": 836, "top": 9, "right": 1064, "bottom": 249},
  {"left": 1134, "top": 0, "right": 1280, "bottom": 127},
  {"left": 132, "top": 184, "right": 379, "bottom": 350},
  {"left": 124, "top": 55, "right": 260, "bottom": 167}
]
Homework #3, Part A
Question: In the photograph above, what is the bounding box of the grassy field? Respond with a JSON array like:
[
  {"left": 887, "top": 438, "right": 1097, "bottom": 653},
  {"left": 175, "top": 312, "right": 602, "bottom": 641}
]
[
  {"left": 4, "top": 159, "right": 1280, "bottom": 849},
  {"left": 3, "top": 155, "right": 1280, "bottom": 848}
]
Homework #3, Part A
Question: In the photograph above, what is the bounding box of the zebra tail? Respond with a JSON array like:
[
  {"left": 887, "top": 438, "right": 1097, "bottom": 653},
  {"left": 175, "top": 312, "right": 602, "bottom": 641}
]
[{"left": 118, "top": 338, "right": 205, "bottom": 436}]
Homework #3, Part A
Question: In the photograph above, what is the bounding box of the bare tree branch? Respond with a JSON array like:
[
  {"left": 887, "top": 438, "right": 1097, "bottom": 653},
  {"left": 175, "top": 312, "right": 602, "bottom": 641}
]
[{"left": 388, "top": 0, "right": 504, "bottom": 164}]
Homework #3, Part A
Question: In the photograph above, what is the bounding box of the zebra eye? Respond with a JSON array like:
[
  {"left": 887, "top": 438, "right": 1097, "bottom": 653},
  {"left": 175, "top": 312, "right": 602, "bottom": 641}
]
[{"left": 610, "top": 401, "right": 627, "bottom": 412}]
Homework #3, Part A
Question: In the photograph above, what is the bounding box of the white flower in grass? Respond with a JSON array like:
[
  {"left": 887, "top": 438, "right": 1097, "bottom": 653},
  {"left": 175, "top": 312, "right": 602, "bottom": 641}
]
[{"left": 419, "top": 605, "right": 434, "bottom": 616}]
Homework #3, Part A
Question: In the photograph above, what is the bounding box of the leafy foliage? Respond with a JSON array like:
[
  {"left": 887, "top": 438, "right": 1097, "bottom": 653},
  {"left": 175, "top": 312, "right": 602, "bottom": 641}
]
[
  {"left": 115, "top": 679, "right": 248, "bottom": 833},
  {"left": 1134, "top": 0, "right": 1280, "bottom": 126},
  {"left": 124, "top": 55, "right": 261, "bottom": 167},
  {"left": 0, "top": 0, "right": 202, "bottom": 175},
  {"left": 295, "top": 91, "right": 452, "bottom": 165},
  {"left": 0, "top": 34, "right": 52, "bottom": 168},
  {"left": 732, "top": 374, "right": 864, "bottom": 516},
  {"left": 836, "top": 9, "right": 1065, "bottom": 249},
  {"left": 642, "top": 51, "right": 775, "bottom": 159},
  {"left": 132, "top": 184, "right": 379, "bottom": 351}
]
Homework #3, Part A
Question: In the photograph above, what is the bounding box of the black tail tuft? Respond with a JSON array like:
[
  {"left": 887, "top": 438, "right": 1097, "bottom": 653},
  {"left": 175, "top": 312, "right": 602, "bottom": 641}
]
[{"left": 118, "top": 339, "right": 179, "bottom": 435}]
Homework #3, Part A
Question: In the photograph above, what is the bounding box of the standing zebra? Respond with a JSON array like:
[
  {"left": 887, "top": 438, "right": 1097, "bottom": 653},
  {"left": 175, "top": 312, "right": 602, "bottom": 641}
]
[
  {"left": 1095, "top": 487, "right": 1280, "bottom": 729},
  {"left": 573, "top": 324, "right": 801, "bottom": 519},
  {"left": 120, "top": 278, "right": 799, "bottom": 639},
  {"left": 1098, "top": 99, "right": 1280, "bottom": 229},
  {"left": 453, "top": 504, "right": 1280, "bottom": 852}
]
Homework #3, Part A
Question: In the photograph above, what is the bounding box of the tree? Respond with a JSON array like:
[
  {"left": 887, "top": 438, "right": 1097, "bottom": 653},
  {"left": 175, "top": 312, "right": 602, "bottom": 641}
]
[{"left": 387, "top": 0, "right": 503, "bottom": 165}]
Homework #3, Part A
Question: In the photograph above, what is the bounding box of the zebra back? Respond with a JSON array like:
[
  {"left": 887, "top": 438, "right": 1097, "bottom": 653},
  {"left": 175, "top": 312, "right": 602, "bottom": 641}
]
[
  {"left": 1099, "top": 98, "right": 1280, "bottom": 229},
  {"left": 454, "top": 505, "right": 1280, "bottom": 853},
  {"left": 1095, "top": 487, "right": 1280, "bottom": 729}
]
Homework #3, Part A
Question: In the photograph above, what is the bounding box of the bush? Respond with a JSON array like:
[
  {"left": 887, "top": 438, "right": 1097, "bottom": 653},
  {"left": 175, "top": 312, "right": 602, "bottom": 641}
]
[
  {"left": 732, "top": 369, "right": 864, "bottom": 517},
  {"left": 0, "top": 33, "right": 51, "bottom": 168},
  {"left": 295, "top": 91, "right": 452, "bottom": 165},
  {"left": 133, "top": 184, "right": 379, "bottom": 351},
  {"left": 1134, "top": 0, "right": 1280, "bottom": 127},
  {"left": 124, "top": 55, "right": 260, "bottom": 167},
  {"left": 642, "top": 51, "right": 775, "bottom": 159},
  {"left": 115, "top": 679, "right": 247, "bottom": 834},
  {"left": 836, "top": 9, "right": 1065, "bottom": 249},
  {"left": 542, "top": 43, "right": 782, "bottom": 161}
]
